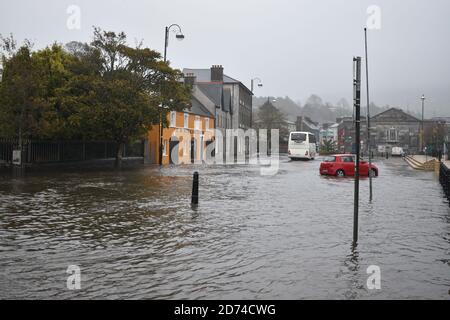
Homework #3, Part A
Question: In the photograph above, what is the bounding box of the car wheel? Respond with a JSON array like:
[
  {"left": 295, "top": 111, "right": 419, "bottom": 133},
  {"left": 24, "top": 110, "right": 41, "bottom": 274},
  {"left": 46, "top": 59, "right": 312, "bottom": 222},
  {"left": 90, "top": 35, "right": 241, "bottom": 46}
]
[
  {"left": 369, "top": 169, "right": 377, "bottom": 177},
  {"left": 336, "top": 169, "right": 345, "bottom": 177}
]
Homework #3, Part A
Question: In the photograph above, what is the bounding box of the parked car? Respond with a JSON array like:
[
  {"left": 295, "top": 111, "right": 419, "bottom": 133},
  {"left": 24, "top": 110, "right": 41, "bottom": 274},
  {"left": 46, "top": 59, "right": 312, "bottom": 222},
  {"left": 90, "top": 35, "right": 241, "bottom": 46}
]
[
  {"left": 391, "top": 147, "right": 405, "bottom": 157},
  {"left": 319, "top": 154, "right": 379, "bottom": 177}
]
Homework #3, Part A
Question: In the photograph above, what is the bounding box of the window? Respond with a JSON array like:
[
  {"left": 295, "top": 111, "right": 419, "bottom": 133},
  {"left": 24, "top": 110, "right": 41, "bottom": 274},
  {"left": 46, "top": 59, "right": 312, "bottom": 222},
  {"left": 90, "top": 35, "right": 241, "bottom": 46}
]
[
  {"left": 309, "top": 134, "right": 316, "bottom": 144},
  {"left": 341, "top": 156, "right": 354, "bottom": 163},
  {"left": 170, "top": 111, "right": 176, "bottom": 127},
  {"left": 290, "top": 133, "right": 307, "bottom": 142},
  {"left": 194, "top": 116, "right": 201, "bottom": 130},
  {"left": 205, "top": 118, "right": 210, "bottom": 130},
  {"left": 184, "top": 113, "right": 189, "bottom": 128},
  {"left": 386, "top": 128, "right": 398, "bottom": 142},
  {"left": 324, "top": 156, "right": 336, "bottom": 162}
]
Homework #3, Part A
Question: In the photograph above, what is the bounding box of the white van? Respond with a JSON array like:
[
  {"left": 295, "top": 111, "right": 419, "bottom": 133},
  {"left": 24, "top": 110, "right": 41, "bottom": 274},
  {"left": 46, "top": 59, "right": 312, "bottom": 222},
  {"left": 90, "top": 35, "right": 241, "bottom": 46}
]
[
  {"left": 391, "top": 147, "right": 404, "bottom": 157},
  {"left": 288, "top": 132, "right": 317, "bottom": 160}
]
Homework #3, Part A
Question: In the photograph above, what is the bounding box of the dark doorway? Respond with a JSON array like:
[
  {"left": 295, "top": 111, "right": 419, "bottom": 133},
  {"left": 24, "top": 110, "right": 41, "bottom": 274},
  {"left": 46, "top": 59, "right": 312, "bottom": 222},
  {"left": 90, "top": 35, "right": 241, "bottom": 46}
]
[
  {"left": 169, "top": 138, "right": 179, "bottom": 165},
  {"left": 190, "top": 139, "right": 196, "bottom": 164}
]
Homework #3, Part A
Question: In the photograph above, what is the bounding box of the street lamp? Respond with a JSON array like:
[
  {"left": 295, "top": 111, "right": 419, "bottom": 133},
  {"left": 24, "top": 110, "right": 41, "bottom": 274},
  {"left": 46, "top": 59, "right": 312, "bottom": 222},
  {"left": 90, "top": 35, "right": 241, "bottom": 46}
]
[
  {"left": 421, "top": 94, "right": 425, "bottom": 155},
  {"left": 164, "top": 24, "right": 184, "bottom": 62},
  {"left": 250, "top": 78, "right": 263, "bottom": 128},
  {"left": 159, "top": 24, "right": 185, "bottom": 165},
  {"left": 251, "top": 77, "right": 263, "bottom": 93}
]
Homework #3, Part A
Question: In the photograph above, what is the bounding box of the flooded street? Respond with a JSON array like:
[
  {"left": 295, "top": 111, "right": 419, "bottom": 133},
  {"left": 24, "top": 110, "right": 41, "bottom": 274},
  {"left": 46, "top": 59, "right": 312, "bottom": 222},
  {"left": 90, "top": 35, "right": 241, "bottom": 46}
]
[{"left": 0, "top": 157, "right": 449, "bottom": 299}]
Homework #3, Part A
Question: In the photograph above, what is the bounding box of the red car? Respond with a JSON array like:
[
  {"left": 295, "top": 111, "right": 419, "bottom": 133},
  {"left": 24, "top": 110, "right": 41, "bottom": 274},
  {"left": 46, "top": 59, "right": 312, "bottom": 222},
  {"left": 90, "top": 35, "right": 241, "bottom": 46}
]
[{"left": 320, "top": 154, "right": 378, "bottom": 177}]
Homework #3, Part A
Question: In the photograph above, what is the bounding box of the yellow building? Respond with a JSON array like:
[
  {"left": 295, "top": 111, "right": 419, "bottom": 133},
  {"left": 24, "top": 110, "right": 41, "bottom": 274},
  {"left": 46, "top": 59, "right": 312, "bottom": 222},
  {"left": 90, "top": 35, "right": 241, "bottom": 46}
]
[{"left": 146, "top": 97, "right": 215, "bottom": 165}]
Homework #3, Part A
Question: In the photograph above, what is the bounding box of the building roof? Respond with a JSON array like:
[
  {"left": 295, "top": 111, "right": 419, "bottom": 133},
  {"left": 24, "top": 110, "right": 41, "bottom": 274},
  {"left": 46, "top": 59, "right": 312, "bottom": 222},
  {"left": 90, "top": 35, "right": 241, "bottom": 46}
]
[
  {"left": 183, "top": 68, "right": 253, "bottom": 95},
  {"left": 197, "top": 83, "right": 222, "bottom": 107},
  {"left": 185, "top": 96, "right": 214, "bottom": 118},
  {"left": 371, "top": 107, "right": 420, "bottom": 122}
]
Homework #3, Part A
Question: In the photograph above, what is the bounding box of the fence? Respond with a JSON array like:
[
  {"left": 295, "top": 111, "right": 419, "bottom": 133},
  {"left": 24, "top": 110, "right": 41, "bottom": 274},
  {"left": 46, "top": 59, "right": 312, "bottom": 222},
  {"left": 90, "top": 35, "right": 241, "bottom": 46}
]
[
  {"left": 439, "top": 162, "right": 450, "bottom": 204},
  {"left": 0, "top": 139, "right": 143, "bottom": 165}
]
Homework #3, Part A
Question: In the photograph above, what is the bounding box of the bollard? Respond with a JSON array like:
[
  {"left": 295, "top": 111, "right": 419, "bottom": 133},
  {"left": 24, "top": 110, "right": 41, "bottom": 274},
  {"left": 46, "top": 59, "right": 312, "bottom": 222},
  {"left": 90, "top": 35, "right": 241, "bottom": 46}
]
[
  {"left": 191, "top": 171, "right": 199, "bottom": 205},
  {"left": 386, "top": 152, "right": 389, "bottom": 159}
]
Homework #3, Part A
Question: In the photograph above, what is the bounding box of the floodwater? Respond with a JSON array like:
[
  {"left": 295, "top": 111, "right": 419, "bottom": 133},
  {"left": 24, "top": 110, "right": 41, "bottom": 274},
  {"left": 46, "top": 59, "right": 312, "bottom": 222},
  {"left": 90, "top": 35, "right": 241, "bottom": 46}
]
[{"left": 0, "top": 157, "right": 449, "bottom": 299}]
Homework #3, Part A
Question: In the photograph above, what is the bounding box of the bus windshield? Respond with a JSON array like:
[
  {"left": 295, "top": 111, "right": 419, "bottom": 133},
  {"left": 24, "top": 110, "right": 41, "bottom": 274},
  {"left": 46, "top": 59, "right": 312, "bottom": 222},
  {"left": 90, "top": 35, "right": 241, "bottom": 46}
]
[{"left": 290, "top": 133, "right": 307, "bottom": 142}]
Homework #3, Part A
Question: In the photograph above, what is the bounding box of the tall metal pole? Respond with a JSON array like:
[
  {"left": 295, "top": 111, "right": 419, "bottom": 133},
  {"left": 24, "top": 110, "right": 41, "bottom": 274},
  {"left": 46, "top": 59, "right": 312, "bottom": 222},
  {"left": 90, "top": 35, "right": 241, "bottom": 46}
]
[
  {"left": 159, "top": 27, "right": 169, "bottom": 166},
  {"left": 353, "top": 57, "right": 362, "bottom": 246},
  {"left": 164, "top": 26, "right": 169, "bottom": 62},
  {"left": 364, "top": 28, "right": 373, "bottom": 201},
  {"left": 421, "top": 95, "right": 425, "bottom": 154}
]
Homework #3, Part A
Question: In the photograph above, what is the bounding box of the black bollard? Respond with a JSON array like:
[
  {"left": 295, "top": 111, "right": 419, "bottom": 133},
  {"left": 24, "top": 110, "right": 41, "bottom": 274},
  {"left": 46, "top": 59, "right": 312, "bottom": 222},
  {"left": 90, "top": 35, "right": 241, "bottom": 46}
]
[
  {"left": 191, "top": 171, "right": 199, "bottom": 205},
  {"left": 386, "top": 152, "right": 389, "bottom": 159}
]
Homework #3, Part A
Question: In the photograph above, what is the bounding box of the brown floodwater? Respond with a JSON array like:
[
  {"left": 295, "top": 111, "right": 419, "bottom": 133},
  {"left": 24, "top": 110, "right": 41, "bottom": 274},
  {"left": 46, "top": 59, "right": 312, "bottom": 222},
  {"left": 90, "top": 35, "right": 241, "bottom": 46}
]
[{"left": 0, "top": 157, "right": 449, "bottom": 299}]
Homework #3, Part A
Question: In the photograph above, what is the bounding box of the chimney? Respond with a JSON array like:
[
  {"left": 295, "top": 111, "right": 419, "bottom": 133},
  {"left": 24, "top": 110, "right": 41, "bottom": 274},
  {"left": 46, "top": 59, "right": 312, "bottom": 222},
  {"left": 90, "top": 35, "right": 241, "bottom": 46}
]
[
  {"left": 210, "top": 65, "right": 224, "bottom": 82},
  {"left": 184, "top": 73, "right": 196, "bottom": 86}
]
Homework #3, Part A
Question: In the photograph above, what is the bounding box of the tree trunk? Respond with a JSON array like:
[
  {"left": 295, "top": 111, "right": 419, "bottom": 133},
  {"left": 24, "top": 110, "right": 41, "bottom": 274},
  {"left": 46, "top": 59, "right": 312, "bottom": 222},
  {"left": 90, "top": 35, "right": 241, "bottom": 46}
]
[{"left": 115, "top": 141, "right": 124, "bottom": 169}]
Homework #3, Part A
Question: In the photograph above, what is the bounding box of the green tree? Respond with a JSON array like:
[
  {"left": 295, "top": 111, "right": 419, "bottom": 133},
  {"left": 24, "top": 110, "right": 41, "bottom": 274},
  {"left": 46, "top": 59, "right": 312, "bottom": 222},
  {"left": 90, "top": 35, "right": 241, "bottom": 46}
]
[
  {"left": 0, "top": 36, "right": 77, "bottom": 140},
  {"left": 60, "top": 28, "right": 191, "bottom": 167},
  {"left": 0, "top": 37, "right": 47, "bottom": 140},
  {"left": 320, "top": 139, "right": 336, "bottom": 155}
]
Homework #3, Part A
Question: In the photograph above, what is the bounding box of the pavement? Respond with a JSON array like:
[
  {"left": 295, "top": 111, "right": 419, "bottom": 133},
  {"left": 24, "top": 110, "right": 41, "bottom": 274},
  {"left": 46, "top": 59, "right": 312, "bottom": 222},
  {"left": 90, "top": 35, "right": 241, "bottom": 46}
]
[{"left": 411, "top": 155, "right": 436, "bottom": 163}]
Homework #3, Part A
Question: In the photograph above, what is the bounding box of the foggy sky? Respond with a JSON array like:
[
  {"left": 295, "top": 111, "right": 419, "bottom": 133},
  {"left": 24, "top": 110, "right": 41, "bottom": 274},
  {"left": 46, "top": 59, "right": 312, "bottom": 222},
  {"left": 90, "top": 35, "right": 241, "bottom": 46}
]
[{"left": 1, "top": 0, "right": 449, "bottom": 116}]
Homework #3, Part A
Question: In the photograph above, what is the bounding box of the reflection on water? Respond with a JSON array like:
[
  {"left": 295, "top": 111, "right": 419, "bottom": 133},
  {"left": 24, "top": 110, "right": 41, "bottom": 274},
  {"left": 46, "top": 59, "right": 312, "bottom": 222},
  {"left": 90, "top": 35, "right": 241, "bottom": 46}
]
[{"left": 0, "top": 158, "right": 449, "bottom": 299}]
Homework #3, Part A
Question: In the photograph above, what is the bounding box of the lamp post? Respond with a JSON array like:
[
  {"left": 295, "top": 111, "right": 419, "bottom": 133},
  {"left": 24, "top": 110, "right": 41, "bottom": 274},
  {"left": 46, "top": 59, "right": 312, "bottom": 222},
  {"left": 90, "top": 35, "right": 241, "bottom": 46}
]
[
  {"left": 159, "top": 24, "right": 185, "bottom": 165},
  {"left": 420, "top": 94, "right": 425, "bottom": 155},
  {"left": 250, "top": 78, "right": 263, "bottom": 128}
]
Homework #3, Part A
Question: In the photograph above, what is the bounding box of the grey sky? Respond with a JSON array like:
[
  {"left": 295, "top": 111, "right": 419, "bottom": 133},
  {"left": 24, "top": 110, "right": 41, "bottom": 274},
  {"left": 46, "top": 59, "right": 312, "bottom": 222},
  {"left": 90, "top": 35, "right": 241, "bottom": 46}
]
[{"left": 1, "top": 0, "right": 449, "bottom": 116}]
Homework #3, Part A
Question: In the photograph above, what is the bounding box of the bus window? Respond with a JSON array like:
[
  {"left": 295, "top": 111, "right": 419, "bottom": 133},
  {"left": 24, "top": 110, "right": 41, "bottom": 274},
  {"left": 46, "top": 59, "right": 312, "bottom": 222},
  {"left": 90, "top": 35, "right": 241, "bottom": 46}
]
[
  {"left": 308, "top": 134, "right": 316, "bottom": 144},
  {"left": 290, "top": 133, "right": 306, "bottom": 142}
]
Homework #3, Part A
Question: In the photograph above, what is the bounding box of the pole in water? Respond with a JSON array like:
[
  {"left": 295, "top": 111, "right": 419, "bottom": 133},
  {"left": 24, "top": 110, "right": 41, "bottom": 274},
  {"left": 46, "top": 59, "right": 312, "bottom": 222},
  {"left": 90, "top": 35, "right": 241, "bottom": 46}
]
[
  {"left": 353, "top": 56, "right": 362, "bottom": 246},
  {"left": 364, "top": 27, "right": 373, "bottom": 201},
  {"left": 191, "top": 171, "right": 199, "bottom": 205}
]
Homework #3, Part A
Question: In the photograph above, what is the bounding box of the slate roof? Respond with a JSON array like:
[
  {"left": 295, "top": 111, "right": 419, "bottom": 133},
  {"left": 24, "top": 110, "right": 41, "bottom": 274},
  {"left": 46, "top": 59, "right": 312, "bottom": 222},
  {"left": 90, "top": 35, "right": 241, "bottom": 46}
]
[
  {"left": 371, "top": 107, "right": 420, "bottom": 122},
  {"left": 186, "top": 96, "right": 214, "bottom": 118},
  {"left": 197, "top": 83, "right": 223, "bottom": 107}
]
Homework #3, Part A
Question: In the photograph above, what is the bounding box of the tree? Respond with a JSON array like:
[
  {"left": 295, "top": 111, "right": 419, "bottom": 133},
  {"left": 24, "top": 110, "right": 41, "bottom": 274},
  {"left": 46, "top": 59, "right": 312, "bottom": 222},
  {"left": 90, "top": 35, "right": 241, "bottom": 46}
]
[
  {"left": 0, "top": 37, "right": 46, "bottom": 141},
  {"left": 254, "top": 99, "right": 290, "bottom": 144},
  {"left": 320, "top": 139, "right": 337, "bottom": 155},
  {"left": 0, "top": 39, "right": 80, "bottom": 140},
  {"left": 59, "top": 28, "right": 191, "bottom": 167}
]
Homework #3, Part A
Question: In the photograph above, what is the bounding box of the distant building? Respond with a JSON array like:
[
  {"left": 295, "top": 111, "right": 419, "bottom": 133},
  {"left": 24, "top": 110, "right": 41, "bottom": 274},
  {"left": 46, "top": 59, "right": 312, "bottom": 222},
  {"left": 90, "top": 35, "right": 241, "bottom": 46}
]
[
  {"left": 286, "top": 120, "right": 297, "bottom": 133},
  {"left": 296, "top": 116, "right": 320, "bottom": 142},
  {"left": 337, "top": 107, "right": 447, "bottom": 155},
  {"left": 319, "top": 123, "right": 339, "bottom": 145}
]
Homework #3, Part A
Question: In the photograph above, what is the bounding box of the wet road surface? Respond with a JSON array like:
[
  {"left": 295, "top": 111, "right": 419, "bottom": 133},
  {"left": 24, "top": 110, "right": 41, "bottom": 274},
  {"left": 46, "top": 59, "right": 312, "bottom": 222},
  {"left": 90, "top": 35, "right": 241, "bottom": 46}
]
[{"left": 0, "top": 157, "right": 449, "bottom": 299}]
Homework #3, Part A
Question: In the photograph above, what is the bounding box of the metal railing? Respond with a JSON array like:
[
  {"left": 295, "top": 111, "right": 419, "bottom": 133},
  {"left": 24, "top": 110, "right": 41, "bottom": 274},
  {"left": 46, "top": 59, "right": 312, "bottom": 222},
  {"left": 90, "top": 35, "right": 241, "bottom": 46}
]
[
  {"left": 439, "top": 162, "right": 450, "bottom": 204},
  {"left": 0, "top": 139, "right": 143, "bottom": 165}
]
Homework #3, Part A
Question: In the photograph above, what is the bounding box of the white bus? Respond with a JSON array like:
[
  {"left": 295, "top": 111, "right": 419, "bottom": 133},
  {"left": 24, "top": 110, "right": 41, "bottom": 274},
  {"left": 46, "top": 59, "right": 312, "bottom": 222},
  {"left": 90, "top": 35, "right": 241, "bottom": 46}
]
[{"left": 288, "top": 131, "right": 317, "bottom": 160}]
